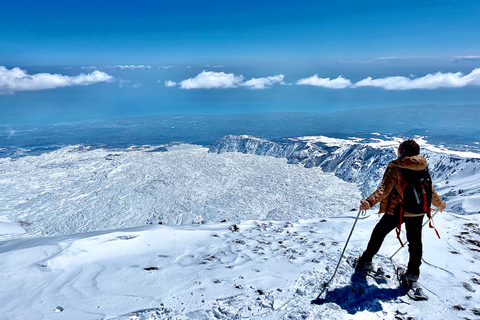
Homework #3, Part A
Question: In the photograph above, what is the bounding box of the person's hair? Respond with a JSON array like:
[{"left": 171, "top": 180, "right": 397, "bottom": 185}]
[{"left": 398, "top": 139, "right": 420, "bottom": 157}]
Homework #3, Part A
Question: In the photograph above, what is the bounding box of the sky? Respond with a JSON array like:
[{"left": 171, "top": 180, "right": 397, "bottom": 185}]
[{"left": 1, "top": 0, "right": 480, "bottom": 125}]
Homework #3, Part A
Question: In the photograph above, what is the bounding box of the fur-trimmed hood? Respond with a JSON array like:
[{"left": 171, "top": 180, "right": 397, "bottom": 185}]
[{"left": 392, "top": 155, "right": 427, "bottom": 171}]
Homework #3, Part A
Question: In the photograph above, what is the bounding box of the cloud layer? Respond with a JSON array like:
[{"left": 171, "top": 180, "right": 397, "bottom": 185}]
[
  {"left": 112, "top": 65, "right": 152, "bottom": 70},
  {"left": 164, "top": 80, "right": 177, "bottom": 87},
  {"left": 178, "top": 71, "right": 244, "bottom": 89},
  {"left": 161, "top": 68, "right": 480, "bottom": 91},
  {"left": 168, "top": 71, "right": 285, "bottom": 90},
  {"left": 296, "top": 75, "right": 352, "bottom": 89},
  {"left": 0, "top": 66, "right": 114, "bottom": 94},
  {"left": 241, "top": 75, "right": 285, "bottom": 89},
  {"left": 354, "top": 68, "right": 480, "bottom": 90},
  {"left": 294, "top": 68, "right": 480, "bottom": 90},
  {"left": 453, "top": 56, "right": 480, "bottom": 62}
]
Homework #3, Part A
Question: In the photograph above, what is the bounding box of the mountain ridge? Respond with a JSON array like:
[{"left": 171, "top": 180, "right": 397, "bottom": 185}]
[{"left": 209, "top": 134, "right": 480, "bottom": 215}]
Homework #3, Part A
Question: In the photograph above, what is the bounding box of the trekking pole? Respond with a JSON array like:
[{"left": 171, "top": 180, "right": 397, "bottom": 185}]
[
  {"left": 312, "top": 203, "right": 366, "bottom": 302},
  {"left": 389, "top": 210, "right": 440, "bottom": 261}
]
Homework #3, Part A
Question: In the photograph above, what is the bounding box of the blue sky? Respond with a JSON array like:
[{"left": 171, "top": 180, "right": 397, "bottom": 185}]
[
  {"left": 2, "top": 0, "right": 480, "bottom": 65},
  {"left": 1, "top": 0, "right": 480, "bottom": 125}
]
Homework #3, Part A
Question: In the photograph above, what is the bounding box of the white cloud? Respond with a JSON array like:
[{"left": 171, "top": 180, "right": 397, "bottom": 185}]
[
  {"left": 453, "top": 55, "right": 480, "bottom": 62},
  {"left": 241, "top": 75, "right": 285, "bottom": 89},
  {"left": 160, "top": 66, "right": 174, "bottom": 70},
  {"left": 296, "top": 75, "right": 352, "bottom": 89},
  {"left": 81, "top": 66, "right": 99, "bottom": 70},
  {"left": 0, "top": 66, "right": 114, "bottom": 94},
  {"left": 112, "top": 65, "right": 152, "bottom": 70},
  {"left": 354, "top": 68, "right": 480, "bottom": 90},
  {"left": 179, "top": 71, "right": 244, "bottom": 89},
  {"left": 175, "top": 72, "right": 285, "bottom": 90},
  {"left": 376, "top": 56, "right": 400, "bottom": 60},
  {"left": 165, "top": 80, "right": 177, "bottom": 87},
  {"left": 118, "top": 79, "right": 142, "bottom": 88}
]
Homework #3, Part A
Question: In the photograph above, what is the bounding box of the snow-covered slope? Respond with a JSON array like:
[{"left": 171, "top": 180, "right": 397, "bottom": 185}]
[
  {"left": 0, "top": 221, "right": 25, "bottom": 235},
  {"left": 0, "top": 144, "right": 359, "bottom": 239},
  {"left": 0, "top": 212, "right": 478, "bottom": 319},
  {"left": 0, "top": 135, "right": 479, "bottom": 319},
  {"left": 210, "top": 135, "right": 480, "bottom": 215}
]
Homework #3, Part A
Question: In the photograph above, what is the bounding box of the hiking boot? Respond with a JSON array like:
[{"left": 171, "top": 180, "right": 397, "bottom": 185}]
[
  {"left": 354, "top": 257, "right": 374, "bottom": 272},
  {"left": 405, "top": 273, "right": 419, "bottom": 288},
  {"left": 399, "top": 269, "right": 419, "bottom": 288}
]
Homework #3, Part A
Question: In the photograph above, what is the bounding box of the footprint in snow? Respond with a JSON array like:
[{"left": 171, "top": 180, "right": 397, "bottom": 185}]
[{"left": 105, "top": 235, "right": 139, "bottom": 242}]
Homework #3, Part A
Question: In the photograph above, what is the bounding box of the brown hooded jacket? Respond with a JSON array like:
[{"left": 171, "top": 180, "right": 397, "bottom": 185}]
[{"left": 365, "top": 155, "right": 444, "bottom": 217}]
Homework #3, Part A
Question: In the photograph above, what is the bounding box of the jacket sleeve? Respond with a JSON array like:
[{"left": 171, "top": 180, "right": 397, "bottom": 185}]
[
  {"left": 366, "top": 163, "right": 398, "bottom": 207},
  {"left": 431, "top": 187, "right": 445, "bottom": 209}
]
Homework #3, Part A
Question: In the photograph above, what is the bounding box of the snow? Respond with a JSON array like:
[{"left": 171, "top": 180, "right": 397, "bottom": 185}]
[
  {"left": 0, "top": 144, "right": 359, "bottom": 239},
  {"left": 0, "top": 212, "right": 479, "bottom": 319},
  {"left": 213, "top": 134, "right": 480, "bottom": 214},
  {"left": 0, "top": 221, "right": 26, "bottom": 235},
  {"left": 295, "top": 135, "right": 480, "bottom": 159},
  {"left": 294, "top": 135, "right": 364, "bottom": 147},
  {"left": 416, "top": 137, "right": 480, "bottom": 159},
  {"left": 0, "top": 142, "right": 479, "bottom": 319}
]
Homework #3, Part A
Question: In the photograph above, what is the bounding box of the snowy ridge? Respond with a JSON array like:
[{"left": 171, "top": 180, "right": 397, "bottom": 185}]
[{"left": 210, "top": 134, "right": 480, "bottom": 214}]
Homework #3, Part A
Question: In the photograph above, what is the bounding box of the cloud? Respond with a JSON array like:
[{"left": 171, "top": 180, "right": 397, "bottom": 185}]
[
  {"left": 354, "top": 68, "right": 480, "bottom": 90},
  {"left": 453, "top": 55, "right": 480, "bottom": 62},
  {"left": 81, "top": 66, "right": 99, "bottom": 70},
  {"left": 172, "top": 71, "right": 285, "bottom": 90},
  {"left": 160, "top": 66, "right": 174, "bottom": 69},
  {"left": 179, "top": 71, "right": 244, "bottom": 89},
  {"left": 111, "top": 65, "right": 152, "bottom": 70},
  {"left": 0, "top": 66, "right": 114, "bottom": 94},
  {"left": 375, "top": 56, "right": 400, "bottom": 60},
  {"left": 296, "top": 75, "right": 352, "bottom": 89},
  {"left": 118, "top": 79, "right": 142, "bottom": 88},
  {"left": 241, "top": 75, "right": 285, "bottom": 89},
  {"left": 167, "top": 68, "right": 480, "bottom": 91},
  {"left": 164, "top": 80, "right": 177, "bottom": 87}
]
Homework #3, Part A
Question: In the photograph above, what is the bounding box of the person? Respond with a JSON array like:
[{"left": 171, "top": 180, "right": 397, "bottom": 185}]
[{"left": 356, "top": 139, "right": 446, "bottom": 287}]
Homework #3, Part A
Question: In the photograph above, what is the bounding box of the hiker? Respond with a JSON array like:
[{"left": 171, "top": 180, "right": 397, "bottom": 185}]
[{"left": 356, "top": 139, "right": 446, "bottom": 286}]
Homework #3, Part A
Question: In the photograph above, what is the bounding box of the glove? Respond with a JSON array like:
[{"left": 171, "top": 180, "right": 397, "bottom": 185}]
[{"left": 437, "top": 202, "right": 446, "bottom": 212}]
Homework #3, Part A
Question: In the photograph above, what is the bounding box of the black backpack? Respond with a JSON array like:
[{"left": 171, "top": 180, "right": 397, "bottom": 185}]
[
  {"left": 399, "top": 167, "right": 433, "bottom": 214},
  {"left": 395, "top": 166, "right": 440, "bottom": 246}
]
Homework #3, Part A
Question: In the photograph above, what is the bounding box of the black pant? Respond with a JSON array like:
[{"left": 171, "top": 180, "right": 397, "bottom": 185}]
[{"left": 362, "top": 213, "right": 424, "bottom": 276}]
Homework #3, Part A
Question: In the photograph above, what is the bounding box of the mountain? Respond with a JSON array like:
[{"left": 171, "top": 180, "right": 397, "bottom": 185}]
[
  {"left": 209, "top": 134, "right": 480, "bottom": 215},
  {"left": 1, "top": 133, "right": 479, "bottom": 319}
]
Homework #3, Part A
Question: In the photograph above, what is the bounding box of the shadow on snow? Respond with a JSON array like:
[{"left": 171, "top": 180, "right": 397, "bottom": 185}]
[{"left": 311, "top": 270, "right": 407, "bottom": 315}]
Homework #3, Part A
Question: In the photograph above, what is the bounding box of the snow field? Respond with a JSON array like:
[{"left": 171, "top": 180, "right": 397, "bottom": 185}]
[
  {"left": 0, "top": 221, "right": 25, "bottom": 235},
  {"left": 0, "top": 211, "right": 479, "bottom": 319},
  {"left": 0, "top": 144, "right": 359, "bottom": 239},
  {"left": 0, "top": 141, "right": 479, "bottom": 319}
]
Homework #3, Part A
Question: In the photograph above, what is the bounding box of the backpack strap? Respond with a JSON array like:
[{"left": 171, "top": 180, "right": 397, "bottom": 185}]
[
  {"left": 395, "top": 183, "right": 407, "bottom": 247},
  {"left": 396, "top": 182, "right": 441, "bottom": 246},
  {"left": 421, "top": 183, "right": 441, "bottom": 239}
]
